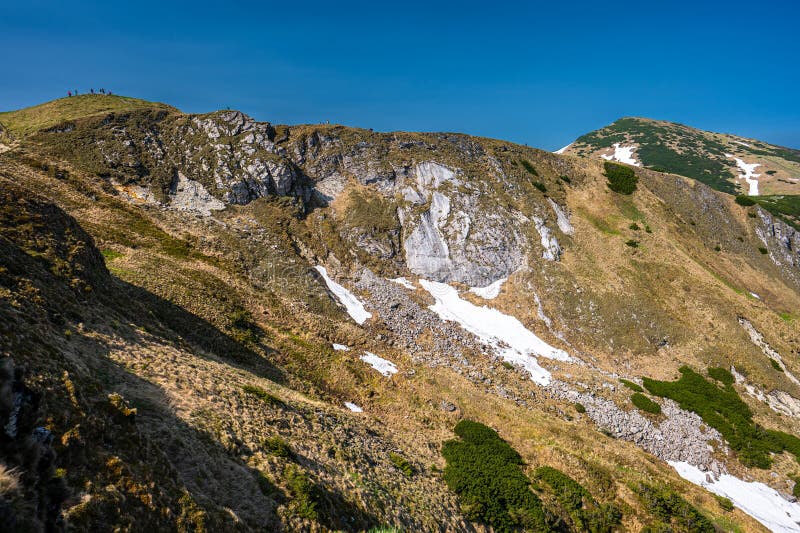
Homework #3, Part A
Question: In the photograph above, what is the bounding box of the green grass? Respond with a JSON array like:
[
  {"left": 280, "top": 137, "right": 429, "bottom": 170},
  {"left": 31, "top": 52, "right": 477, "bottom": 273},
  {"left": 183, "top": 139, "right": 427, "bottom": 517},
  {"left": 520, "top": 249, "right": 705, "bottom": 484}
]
[
  {"left": 707, "top": 367, "right": 734, "bottom": 386},
  {"left": 100, "top": 249, "right": 123, "bottom": 261},
  {"left": 264, "top": 435, "right": 292, "bottom": 457},
  {"left": 770, "top": 358, "right": 784, "bottom": 372},
  {"left": 520, "top": 159, "right": 539, "bottom": 176},
  {"left": 644, "top": 367, "right": 800, "bottom": 468},
  {"left": 631, "top": 393, "right": 661, "bottom": 414},
  {"left": 0, "top": 94, "right": 177, "bottom": 136},
  {"left": 735, "top": 195, "right": 756, "bottom": 206},
  {"left": 441, "top": 420, "right": 549, "bottom": 532}
]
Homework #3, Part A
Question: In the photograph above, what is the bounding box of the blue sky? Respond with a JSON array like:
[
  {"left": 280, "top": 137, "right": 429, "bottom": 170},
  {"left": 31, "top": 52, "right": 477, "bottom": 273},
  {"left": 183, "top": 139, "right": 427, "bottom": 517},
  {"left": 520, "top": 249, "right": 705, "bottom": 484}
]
[{"left": 1, "top": 0, "right": 798, "bottom": 149}]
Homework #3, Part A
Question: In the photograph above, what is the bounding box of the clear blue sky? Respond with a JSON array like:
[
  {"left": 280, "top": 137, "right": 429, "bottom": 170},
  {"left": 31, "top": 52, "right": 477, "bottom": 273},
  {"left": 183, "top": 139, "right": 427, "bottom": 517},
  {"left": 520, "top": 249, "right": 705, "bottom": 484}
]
[{"left": 2, "top": 0, "right": 798, "bottom": 150}]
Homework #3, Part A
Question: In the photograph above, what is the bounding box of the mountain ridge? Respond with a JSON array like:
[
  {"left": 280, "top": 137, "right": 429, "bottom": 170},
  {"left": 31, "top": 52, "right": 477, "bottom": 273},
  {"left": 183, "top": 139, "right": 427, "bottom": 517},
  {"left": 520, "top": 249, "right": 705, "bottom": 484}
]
[{"left": 2, "top": 95, "right": 800, "bottom": 531}]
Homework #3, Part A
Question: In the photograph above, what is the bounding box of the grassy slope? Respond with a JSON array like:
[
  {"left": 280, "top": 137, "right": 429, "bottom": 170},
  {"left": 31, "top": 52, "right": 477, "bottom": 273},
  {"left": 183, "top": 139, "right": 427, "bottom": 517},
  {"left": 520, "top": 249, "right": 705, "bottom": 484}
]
[
  {"left": 2, "top": 97, "right": 795, "bottom": 530},
  {"left": 0, "top": 94, "right": 178, "bottom": 136}
]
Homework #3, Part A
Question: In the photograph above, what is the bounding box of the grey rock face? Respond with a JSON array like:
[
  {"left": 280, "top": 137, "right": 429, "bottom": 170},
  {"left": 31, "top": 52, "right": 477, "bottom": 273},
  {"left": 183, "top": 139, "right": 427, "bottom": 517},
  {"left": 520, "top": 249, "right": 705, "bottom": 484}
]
[
  {"left": 399, "top": 162, "right": 528, "bottom": 286},
  {"left": 758, "top": 209, "right": 800, "bottom": 286},
  {"left": 170, "top": 172, "right": 225, "bottom": 216}
]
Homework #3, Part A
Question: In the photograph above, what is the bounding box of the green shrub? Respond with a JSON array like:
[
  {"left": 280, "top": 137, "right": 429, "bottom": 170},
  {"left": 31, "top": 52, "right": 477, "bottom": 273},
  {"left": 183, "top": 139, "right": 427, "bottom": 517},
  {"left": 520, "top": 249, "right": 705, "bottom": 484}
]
[
  {"left": 442, "top": 420, "right": 548, "bottom": 531},
  {"left": 264, "top": 435, "right": 292, "bottom": 458},
  {"left": 100, "top": 249, "right": 122, "bottom": 261},
  {"left": 735, "top": 195, "right": 756, "bottom": 206},
  {"left": 535, "top": 466, "right": 622, "bottom": 533},
  {"left": 559, "top": 175, "right": 571, "bottom": 183},
  {"left": 748, "top": 211, "right": 757, "bottom": 218},
  {"left": 714, "top": 245, "right": 721, "bottom": 251},
  {"left": 758, "top": 247, "right": 768, "bottom": 254},
  {"left": 644, "top": 224, "right": 652, "bottom": 233},
  {"left": 389, "top": 452, "right": 414, "bottom": 477},
  {"left": 629, "top": 223, "right": 640, "bottom": 231},
  {"left": 284, "top": 464, "right": 318, "bottom": 520},
  {"left": 242, "top": 385, "right": 284, "bottom": 406},
  {"left": 644, "top": 366, "right": 800, "bottom": 468},
  {"left": 604, "top": 161, "right": 638, "bottom": 194},
  {"left": 625, "top": 240, "right": 639, "bottom": 248},
  {"left": 770, "top": 358, "right": 783, "bottom": 372},
  {"left": 533, "top": 181, "right": 547, "bottom": 193},
  {"left": 574, "top": 402, "right": 587, "bottom": 414},
  {"left": 714, "top": 495, "right": 734, "bottom": 512},
  {"left": 707, "top": 367, "right": 734, "bottom": 386},
  {"left": 631, "top": 393, "right": 661, "bottom": 414},
  {"left": 501, "top": 361, "right": 514, "bottom": 370},
  {"left": 633, "top": 482, "right": 714, "bottom": 532},
  {"left": 520, "top": 159, "right": 539, "bottom": 176},
  {"left": 620, "top": 379, "right": 644, "bottom": 392}
]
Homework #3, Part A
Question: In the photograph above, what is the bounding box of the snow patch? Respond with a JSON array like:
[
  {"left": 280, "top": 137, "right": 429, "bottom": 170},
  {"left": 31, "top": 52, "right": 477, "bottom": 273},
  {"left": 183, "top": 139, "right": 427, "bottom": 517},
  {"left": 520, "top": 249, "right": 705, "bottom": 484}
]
[
  {"left": 726, "top": 155, "right": 761, "bottom": 196},
  {"left": 548, "top": 198, "right": 574, "bottom": 235},
  {"left": 360, "top": 352, "right": 398, "bottom": 377},
  {"left": 554, "top": 143, "right": 572, "bottom": 154},
  {"left": 419, "top": 280, "right": 570, "bottom": 385},
  {"left": 344, "top": 402, "right": 363, "bottom": 413},
  {"left": 332, "top": 343, "right": 350, "bottom": 351},
  {"left": 533, "top": 216, "right": 561, "bottom": 261},
  {"left": 601, "top": 143, "right": 640, "bottom": 166},
  {"left": 733, "top": 140, "right": 752, "bottom": 148},
  {"left": 390, "top": 277, "right": 416, "bottom": 290},
  {"left": 669, "top": 461, "right": 800, "bottom": 533},
  {"left": 469, "top": 277, "right": 507, "bottom": 300},
  {"left": 314, "top": 266, "right": 372, "bottom": 325}
]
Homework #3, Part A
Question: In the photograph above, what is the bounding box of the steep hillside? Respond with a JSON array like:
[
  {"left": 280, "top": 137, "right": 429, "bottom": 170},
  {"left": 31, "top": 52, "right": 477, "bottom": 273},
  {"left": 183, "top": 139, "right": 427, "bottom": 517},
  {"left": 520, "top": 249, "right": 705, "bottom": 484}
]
[
  {"left": 560, "top": 117, "right": 800, "bottom": 200},
  {"left": 3, "top": 95, "right": 800, "bottom": 531}
]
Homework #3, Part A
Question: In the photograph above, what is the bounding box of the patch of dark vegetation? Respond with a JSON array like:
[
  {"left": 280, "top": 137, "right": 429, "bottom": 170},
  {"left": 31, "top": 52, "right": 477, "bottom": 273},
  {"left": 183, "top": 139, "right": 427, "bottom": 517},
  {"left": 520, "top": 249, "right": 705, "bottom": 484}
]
[
  {"left": 625, "top": 240, "right": 639, "bottom": 248},
  {"left": 604, "top": 161, "right": 638, "bottom": 194},
  {"left": 619, "top": 379, "right": 643, "bottom": 392},
  {"left": 631, "top": 393, "right": 661, "bottom": 414},
  {"left": 735, "top": 195, "right": 756, "bottom": 206},
  {"left": 559, "top": 175, "right": 571, "bottom": 184},
  {"left": 242, "top": 385, "right": 284, "bottom": 407},
  {"left": 758, "top": 247, "right": 768, "bottom": 255},
  {"left": 644, "top": 367, "right": 800, "bottom": 468},
  {"left": 441, "top": 420, "right": 549, "bottom": 531},
  {"left": 752, "top": 195, "right": 800, "bottom": 230},
  {"left": 389, "top": 452, "right": 414, "bottom": 478},
  {"left": 534, "top": 466, "right": 622, "bottom": 533},
  {"left": 706, "top": 367, "right": 734, "bottom": 386},
  {"left": 574, "top": 403, "right": 586, "bottom": 414},
  {"left": 633, "top": 482, "right": 714, "bottom": 532},
  {"left": 264, "top": 436, "right": 293, "bottom": 458},
  {"left": 520, "top": 159, "right": 539, "bottom": 176},
  {"left": 770, "top": 358, "right": 784, "bottom": 372},
  {"left": 533, "top": 181, "right": 547, "bottom": 193}
]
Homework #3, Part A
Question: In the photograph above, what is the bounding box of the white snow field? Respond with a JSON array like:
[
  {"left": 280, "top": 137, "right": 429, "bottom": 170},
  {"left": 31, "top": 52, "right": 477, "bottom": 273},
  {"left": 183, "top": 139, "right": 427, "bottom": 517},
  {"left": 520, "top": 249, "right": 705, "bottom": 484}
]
[
  {"left": 344, "top": 402, "right": 363, "bottom": 413},
  {"left": 554, "top": 143, "right": 572, "bottom": 154},
  {"left": 669, "top": 461, "right": 800, "bottom": 532},
  {"left": 725, "top": 154, "right": 761, "bottom": 195},
  {"left": 314, "top": 266, "right": 372, "bottom": 324},
  {"left": 419, "top": 280, "right": 570, "bottom": 385},
  {"left": 390, "top": 277, "right": 416, "bottom": 290},
  {"left": 332, "top": 343, "right": 350, "bottom": 351},
  {"left": 360, "top": 352, "right": 398, "bottom": 377},
  {"left": 601, "top": 143, "right": 640, "bottom": 166},
  {"left": 469, "top": 277, "right": 507, "bottom": 300}
]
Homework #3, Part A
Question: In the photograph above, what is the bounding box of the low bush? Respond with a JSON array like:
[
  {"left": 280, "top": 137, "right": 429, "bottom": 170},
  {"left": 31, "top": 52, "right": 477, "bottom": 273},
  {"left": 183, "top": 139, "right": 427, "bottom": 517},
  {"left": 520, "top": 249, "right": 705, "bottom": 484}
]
[
  {"left": 625, "top": 240, "right": 639, "bottom": 248},
  {"left": 264, "top": 436, "right": 292, "bottom": 458},
  {"left": 442, "top": 420, "right": 548, "bottom": 531},
  {"left": 574, "top": 402, "right": 587, "bottom": 414},
  {"left": 242, "top": 385, "right": 284, "bottom": 406},
  {"left": 631, "top": 393, "right": 661, "bottom": 414},
  {"left": 535, "top": 466, "right": 621, "bottom": 533},
  {"left": 604, "top": 161, "right": 638, "bottom": 194},
  {"left": 533, "top": 181, "right": 547, "bottom": 193},
  {"left": 714, "top": 495, "right": 734, "bottom": 512},
  {"left": 707, "top": 367, "right": 734, "bottom": 385},
  {"left": 770, "top": 358, "right": 783, "bottom": 372},
  {"left": 389, "top": 452, "right": 414, "bottom": 477},
  {"left": 644, "top": 366, "right": 800, "bottom": 468},
  {"left": 633, "top": 482, "right": 714, "bottom": 532},
  {"left": 629, "top": 223, "right": 640, "bottom": 231},
  {"left": 559, "top": 175, "right": 571, "bottom": 183},
  {"left": 735, "top": 195, "right": 756, "bottom": 206},
  {"left": 520, "top": 159, "right": 539, "bottom": 176},
  {"left": 284, "top": 464, "right": 318, "bottom": 520},
  {"left": 619, "top": 379, "right": 643, "bottom": 392},
  {"left": 758, "top": 247, "right": 768, "bottom": 254}
]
